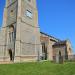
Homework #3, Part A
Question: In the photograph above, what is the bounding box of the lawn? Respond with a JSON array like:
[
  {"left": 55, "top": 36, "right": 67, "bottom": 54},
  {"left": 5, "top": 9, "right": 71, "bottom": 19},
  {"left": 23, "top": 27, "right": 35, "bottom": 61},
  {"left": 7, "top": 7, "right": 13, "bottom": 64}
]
[{"left": 0, "top": 61, "right": 75, "bottom": 75}]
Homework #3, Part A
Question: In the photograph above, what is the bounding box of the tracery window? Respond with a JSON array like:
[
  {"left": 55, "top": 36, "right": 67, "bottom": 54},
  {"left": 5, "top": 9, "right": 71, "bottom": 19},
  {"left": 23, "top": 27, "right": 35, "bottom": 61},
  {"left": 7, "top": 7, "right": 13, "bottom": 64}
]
[{"left": 9, "top": 25, "right": 14, "bottom": 42}]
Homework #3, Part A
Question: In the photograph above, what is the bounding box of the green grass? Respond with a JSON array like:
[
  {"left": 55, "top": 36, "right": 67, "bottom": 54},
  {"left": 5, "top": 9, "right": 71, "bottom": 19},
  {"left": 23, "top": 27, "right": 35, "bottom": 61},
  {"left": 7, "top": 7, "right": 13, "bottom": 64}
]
[{"left": 0, "top": 61, "right": 75, "bottom": 75}]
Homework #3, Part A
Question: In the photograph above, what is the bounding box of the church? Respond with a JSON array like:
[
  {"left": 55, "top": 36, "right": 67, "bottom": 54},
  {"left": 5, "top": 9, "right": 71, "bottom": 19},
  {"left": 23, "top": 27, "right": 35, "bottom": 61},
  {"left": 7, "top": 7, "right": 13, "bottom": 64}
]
[{"left": 0, "top": 0, "right": 73, "bottom": 63}]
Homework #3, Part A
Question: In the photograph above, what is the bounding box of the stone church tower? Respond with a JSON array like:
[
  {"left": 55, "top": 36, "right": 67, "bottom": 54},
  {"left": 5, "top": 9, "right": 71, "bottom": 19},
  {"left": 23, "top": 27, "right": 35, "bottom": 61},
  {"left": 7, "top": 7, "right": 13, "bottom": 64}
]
[{"left": 0, "top": 0, "right": 42, "bottom": 62}]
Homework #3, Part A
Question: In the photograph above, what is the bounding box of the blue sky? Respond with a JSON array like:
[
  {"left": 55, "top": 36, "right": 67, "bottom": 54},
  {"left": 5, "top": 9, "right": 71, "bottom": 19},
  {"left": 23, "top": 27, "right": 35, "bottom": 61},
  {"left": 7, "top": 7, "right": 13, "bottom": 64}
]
[{"left": 0, "top": 0, "right": 75, "bottom": 53}]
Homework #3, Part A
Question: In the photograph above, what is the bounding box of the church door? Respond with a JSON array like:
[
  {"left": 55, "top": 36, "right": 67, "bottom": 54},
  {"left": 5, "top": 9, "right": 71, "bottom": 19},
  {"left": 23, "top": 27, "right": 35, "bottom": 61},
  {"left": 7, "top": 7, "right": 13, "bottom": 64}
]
[
  {"left": 42, "top": 43, "right": 47, "bottom": 60},
  {"left": 8, "top": 49, "right": 13, "bottom": 61}
]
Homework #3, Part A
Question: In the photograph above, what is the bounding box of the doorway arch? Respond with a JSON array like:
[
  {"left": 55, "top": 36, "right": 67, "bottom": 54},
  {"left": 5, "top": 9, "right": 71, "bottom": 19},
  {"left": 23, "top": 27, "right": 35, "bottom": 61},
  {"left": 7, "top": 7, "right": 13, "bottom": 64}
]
[
  {"left": 8, "top": 49, "right": 14, "bottom": 61},
  {"left": 59, "top": 51, "right": 61, "bottom": 57}
]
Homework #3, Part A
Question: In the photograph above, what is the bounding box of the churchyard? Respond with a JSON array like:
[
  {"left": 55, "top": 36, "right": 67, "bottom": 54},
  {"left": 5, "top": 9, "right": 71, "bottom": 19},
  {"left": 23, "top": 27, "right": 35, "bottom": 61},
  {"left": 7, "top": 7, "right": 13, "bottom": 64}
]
[{"left": 0, "top": 61, "right": 75, "bottom": 75}]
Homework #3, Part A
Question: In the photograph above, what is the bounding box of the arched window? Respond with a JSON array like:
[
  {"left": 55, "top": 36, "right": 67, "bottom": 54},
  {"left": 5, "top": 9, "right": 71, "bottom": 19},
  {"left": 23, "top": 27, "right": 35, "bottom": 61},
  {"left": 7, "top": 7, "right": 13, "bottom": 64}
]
[
  {"left": 10, "top": 10, "right": 14, "bottom": 17},
  {"left": 9, "top": 25, "right": 14, "bottom": 42},
  {"left": 9, "top": 25, "right": 14, "bottom": 32}
]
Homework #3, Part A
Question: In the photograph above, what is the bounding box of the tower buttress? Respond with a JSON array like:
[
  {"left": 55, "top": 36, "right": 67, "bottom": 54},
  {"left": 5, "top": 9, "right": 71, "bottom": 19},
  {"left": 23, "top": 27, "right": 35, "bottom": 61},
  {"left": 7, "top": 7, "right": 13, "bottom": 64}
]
[{"left": 0, "top": 0, "right": 42, "bottom": 62}]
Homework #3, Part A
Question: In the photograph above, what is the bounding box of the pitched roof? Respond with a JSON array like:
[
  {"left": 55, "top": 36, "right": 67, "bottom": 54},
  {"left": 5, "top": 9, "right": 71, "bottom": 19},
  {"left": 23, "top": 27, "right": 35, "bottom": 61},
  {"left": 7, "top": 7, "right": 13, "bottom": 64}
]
[
  {"left": 40, "top": 32, "right": 60, "bottom": 41},
  {"left": 53, "top": 40, "right": 67, "bottom": 47}
]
